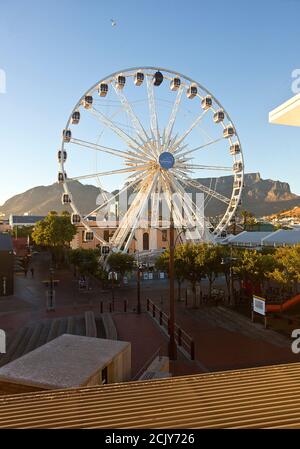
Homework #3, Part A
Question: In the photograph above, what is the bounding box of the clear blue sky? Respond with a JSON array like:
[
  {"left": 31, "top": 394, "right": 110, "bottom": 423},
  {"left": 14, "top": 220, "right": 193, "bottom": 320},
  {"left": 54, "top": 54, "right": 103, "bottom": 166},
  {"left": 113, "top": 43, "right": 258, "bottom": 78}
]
[{"left": 1, "top": 0, "right": 300, "bottom": 205}]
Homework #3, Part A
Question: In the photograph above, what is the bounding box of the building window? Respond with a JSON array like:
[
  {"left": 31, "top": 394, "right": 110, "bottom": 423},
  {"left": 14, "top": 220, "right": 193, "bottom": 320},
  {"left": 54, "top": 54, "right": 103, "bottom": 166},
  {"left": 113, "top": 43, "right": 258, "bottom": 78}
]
[
  {"left": 143, "top": 233, "right": 149, "bottom": 251},
  {"left": 162, "top": 230, "right": 168, "bottom": 242},
  {"left": 104, "top": 230, "right": 110, "bottom": 242}
]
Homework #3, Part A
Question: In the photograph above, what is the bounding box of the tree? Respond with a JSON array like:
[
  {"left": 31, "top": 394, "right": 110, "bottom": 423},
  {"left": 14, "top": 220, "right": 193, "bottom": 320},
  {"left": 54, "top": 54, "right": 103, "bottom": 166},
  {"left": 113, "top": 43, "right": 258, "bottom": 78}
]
[
  {"left": 233, "top": 249, "right": 277, "bottom": 296},
  {"left": 240, "top": 210, "right": 255, "bottom": 229},
  {"left": 32, "top": 212, "right": 76, "bottom": 264},
  {"left": 69, "top": 248, "right": 100, "bottom": 275},
  {"left": 268, "top": 245, "right": 300, "bottom": 295},
  {"left": 107, "top": 252, "right": 135, "bottom": 280},
  {"left": 175, "top": 243, "right": 206, "bottom": 308},
  {"left": 201, "top": 244, "right": 224, "bottom": 299},
  {"left": 12, "top": 225, "right": 34, "bottom": 239},
  {"left": 156, "top": 247, "right": 187, "bottom": 301}
]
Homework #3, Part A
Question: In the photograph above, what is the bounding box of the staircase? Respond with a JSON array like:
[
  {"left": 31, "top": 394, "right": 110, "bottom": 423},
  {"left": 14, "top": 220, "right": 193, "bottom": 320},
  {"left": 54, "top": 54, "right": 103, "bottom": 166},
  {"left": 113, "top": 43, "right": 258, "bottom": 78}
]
[{"left": 0, "top": 312, "right": 105, "bottom": 368}]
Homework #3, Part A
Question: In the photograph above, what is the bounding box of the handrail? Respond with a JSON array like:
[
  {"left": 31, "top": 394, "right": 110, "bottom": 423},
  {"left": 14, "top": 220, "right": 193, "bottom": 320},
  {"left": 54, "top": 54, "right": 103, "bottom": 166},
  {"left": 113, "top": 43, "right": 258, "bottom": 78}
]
[
  {"left": 147, "top": 298, "right": 195, "bottom": 360},
  {"left": 132, "top": 346, "right": 162, "bottom": 381}
]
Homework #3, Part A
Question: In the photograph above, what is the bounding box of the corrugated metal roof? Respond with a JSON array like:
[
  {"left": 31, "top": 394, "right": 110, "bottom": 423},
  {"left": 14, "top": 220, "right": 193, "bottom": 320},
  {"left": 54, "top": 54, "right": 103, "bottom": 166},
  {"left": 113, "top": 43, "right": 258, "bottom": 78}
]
[
  {"left": 262, "top": 229, "right": 300, "bottom": 246},
  {"left": 228, "top": 231, "right": 272, "bottom": 245},
  {"left": 1, "top": 362, "right": 300, "bottom": 428}
]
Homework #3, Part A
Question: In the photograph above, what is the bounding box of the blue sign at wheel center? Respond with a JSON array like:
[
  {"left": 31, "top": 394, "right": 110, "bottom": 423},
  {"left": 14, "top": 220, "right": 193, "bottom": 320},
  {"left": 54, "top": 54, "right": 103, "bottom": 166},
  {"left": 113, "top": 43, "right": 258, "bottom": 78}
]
[{"left": 159, "top": 152, "right": 175, "bottom": 170}]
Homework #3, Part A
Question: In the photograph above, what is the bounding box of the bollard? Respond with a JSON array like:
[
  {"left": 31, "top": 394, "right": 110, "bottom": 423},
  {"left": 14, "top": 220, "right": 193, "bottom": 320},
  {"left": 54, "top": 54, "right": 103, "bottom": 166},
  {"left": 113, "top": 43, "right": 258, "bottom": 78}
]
[
  {"left": 100, "top": 301, "right": 103, "bottom": 314},
  {"left": 190, "top": 340, "right": 195, "bottom": 360},
  {"left": 124, "top": 299, "right": 127, "bottom": 313},
  {"left": 178, "top": 328, "right": 182, "bottom": 346},
  {"left": 147, "top": 298, "right": 150, "bottom": 312},
  {"left": 109, "top": 303, "right": 112, "bottom": 313},
  {"left": 152, "top": 303, "right": 156, "bottom": 318},
  {"left": 159, "top": 310, "right": 163, "bottom": 326}
]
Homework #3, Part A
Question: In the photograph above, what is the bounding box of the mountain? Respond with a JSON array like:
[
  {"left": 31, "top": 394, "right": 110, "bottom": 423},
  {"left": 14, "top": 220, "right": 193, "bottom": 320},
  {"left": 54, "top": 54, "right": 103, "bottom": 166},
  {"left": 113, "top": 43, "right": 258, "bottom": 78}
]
[
  {"left": 196, "top": 172, "right": 300, "bottom": 218},
  {"left": 267, "top": 206, "right": 300, "bottom": 220},
  {"left": 0, "top": 173, "right": 299, "bottom": 219}
]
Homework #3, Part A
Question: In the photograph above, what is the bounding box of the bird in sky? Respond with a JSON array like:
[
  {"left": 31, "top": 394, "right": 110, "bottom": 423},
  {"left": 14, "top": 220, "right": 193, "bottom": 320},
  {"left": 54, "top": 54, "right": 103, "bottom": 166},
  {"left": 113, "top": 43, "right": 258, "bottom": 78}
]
[{"left": 111, "top": 19, "right": 117, "bottom": 27}]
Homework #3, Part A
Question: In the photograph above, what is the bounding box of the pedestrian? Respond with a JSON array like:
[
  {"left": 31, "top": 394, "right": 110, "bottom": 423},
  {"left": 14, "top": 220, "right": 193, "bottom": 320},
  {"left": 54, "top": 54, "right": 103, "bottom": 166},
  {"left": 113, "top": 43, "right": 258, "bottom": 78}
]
[
  {"left": 24, "top": 268, "right": 28, "bottom": 277},
  {"left": 30, "top": 267, "right": 34, "bottom": 277}
]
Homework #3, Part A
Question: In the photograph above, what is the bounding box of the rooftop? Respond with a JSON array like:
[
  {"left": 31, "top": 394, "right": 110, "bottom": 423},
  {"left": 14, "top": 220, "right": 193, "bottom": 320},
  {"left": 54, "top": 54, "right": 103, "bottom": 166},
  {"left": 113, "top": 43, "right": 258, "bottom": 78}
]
[
  {"left": 262, "top": 229, "right": 300, "bottom": 246},
  {"left": 0, "top": 334, "right": 130, "bottom": 390},
  {"left": 269, "top": 93, "right": 300, "bottom": 126},
  {"left": 227, "top": 231, "right": 272, "bottom": 246},
  {"left": 1, "top": 362, "right": 300, "bottom": 428},
  {"left": 9, "top": 215, "right": 45, "bottom": 225}
]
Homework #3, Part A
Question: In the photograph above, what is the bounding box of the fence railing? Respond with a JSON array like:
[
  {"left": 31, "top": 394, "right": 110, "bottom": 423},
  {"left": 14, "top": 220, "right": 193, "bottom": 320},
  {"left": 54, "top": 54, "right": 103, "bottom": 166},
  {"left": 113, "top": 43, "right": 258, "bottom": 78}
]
[
  {"left": 147, "top": 299, "right": 195, "bottom": 360},
  {"left": 132, "top": 346, "right": 162, "bottom": 381}
]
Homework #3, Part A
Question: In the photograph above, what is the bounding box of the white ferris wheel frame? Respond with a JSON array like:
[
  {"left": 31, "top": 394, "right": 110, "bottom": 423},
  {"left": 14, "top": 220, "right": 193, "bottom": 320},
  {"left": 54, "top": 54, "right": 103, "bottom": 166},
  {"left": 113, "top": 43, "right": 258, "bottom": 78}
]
[{"left": 59, "top": 66, "right": 244, "bottom": 252}]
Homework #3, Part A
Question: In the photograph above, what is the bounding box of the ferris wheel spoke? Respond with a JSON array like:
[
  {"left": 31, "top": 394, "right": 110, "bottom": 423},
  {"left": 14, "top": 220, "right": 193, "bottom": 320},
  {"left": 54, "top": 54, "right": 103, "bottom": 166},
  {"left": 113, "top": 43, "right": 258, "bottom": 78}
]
[
  {"left": 177, "top": 164, "right": 233, "bottom": 172},
  {"left": 146, "top": 76, "right": 160, "bottom": 153},
  {"left": 89, "top": 107, "right": 151, "bottom": 159},
  {"left": 175, "top": 136, "right": 224, "bottom": 158},
  {"left": 110, "top": 175, "right": 152, "bottom": 247},
  {"left": 168, "top": 173, "right": 208, "bottom": 238},
  {"left": 67, "top": 165, "right": 149, "bottom": 182},
  {"left": 163, "top": 85, "right": 184, "bottom": 151},
  {"left": 111, "top": 172, "right": 157, "bottom": 251},
  {"left": 70, "top": 137, "right": 150, "bottom": 164},
  {"left": 82, "top": 172, "right": 146, "bottom": 220},
  {"left": 167, "top": 173, "right": 202, "bottom": 231},
  {"left": 112, "top": 84, "right": 150, "bottom": 145},
  {"left": 171, "top": 109, "right": 209, "bottom": 153},
  {"left": 175, "top": 173, "right": 231, "bottom": 205},
  {"left": 159, "top": 172, "right": 184, "bottom": 228}
]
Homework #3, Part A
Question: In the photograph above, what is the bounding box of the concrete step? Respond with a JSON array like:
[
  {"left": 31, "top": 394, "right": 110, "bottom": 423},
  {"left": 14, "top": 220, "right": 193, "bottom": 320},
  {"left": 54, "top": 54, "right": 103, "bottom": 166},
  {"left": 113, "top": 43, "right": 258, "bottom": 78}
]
[
  {"left": 57, "top": 318, "right": 68, "bottom": 337},
  {"left": 46, "top": 319, "right": 61, "bottom": 343},
  {"left": 24, "top": 322, "right": 44, "bottom": 355},
  {"left": 38, "top": 320, "right": 52, "bottom": 347},
  {"left": 0, "top": 327, "right": 30, "bottom": 367},
  {"left": 66, "top": 316, "right": 75, "bottom": 334},
  {"left": 85, "top": 311, "right": 97, "bottom": 338},
  {"left": 11, "top": 327, "right": 34, "bottom": 361},
  {"left": 217, "top": 306, "right": 289, "bottom": 347}
]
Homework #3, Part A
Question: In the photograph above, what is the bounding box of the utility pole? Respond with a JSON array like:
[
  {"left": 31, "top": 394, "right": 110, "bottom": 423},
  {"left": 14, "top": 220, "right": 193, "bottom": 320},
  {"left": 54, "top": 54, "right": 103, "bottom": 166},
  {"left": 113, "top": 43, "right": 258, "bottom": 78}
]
[
  {"left": 169, "top": 203, "right": 177, "bottom": 360},
  {"left": 137, "top": 263, "right": 141, "bottom": 314}
]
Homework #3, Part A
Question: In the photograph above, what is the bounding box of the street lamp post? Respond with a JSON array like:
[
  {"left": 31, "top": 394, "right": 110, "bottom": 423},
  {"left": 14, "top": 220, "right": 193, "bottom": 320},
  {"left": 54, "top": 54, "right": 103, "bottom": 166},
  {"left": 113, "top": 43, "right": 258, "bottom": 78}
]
[
  {"left": 137, "top": 262, "right": 141, "bottom": 314},
  {"left": 221, "top": 246, "right": 236, "bottom": 306},
  {"left": 168, "top": 205, "right": 177, "bottom": 361},
  {"left": 108, "top": 271, "right": 116, "bottom": 311}
]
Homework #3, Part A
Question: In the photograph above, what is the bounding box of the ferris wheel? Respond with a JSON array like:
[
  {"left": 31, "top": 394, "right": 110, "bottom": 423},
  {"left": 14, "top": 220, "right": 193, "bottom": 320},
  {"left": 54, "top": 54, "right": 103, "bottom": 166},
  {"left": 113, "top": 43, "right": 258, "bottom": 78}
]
[{"left": 57, "top": 67, "right": 244, "bottom": 252}]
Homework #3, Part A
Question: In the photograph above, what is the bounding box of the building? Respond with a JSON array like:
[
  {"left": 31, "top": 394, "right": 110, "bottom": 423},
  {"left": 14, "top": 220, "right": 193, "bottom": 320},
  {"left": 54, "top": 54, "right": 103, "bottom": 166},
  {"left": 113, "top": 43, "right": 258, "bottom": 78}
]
[
  {"left": 226, "top": 231, "right": 273, "bottom": 248},
  {"left": 0, "top": 334, "right": 131, "bottom": 394},
  {"left": 0, "top": 219, "right": 10, "bottom": 233},
  {"left": 1, "top": 362, "right": 300, "bottom": 428},
  {"left": 9, "top": 215, "right": 45, "bottom": 229},
  {"left": 262, "top": 228, "right": 300, "bottom": 247},
  {"left": 225, "top": 229, "right": 300, "bottom": 248},
  {"left": 0, "top": 234, "right": 14, "bottom": 296},
  {"left": 269, "top": 92, "right": 300, "bottom": 126},
  {"left": 71, "top": 221, "right": 173, "bottom": 253}
]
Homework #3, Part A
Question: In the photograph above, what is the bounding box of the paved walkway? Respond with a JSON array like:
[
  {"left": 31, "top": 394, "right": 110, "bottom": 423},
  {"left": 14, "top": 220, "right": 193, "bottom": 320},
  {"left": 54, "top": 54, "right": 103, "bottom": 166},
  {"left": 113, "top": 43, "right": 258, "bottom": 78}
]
[{"left": 1, "top": 255, "right": 300, "bottom": 379}]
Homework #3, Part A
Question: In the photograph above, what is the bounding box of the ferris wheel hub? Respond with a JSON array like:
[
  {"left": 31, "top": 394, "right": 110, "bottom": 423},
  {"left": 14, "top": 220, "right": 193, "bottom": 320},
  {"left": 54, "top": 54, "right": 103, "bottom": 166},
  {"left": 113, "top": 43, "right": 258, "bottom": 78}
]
[{"left": 159, "top": 152, "right": 175, "bottom": 170}]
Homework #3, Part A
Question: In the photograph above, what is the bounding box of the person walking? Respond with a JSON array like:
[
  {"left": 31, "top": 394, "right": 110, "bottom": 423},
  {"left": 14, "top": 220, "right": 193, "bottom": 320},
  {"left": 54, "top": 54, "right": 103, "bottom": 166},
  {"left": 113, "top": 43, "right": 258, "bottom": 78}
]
[{"left": 30, "top": 267, "right": 34, "bottom": 277}]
